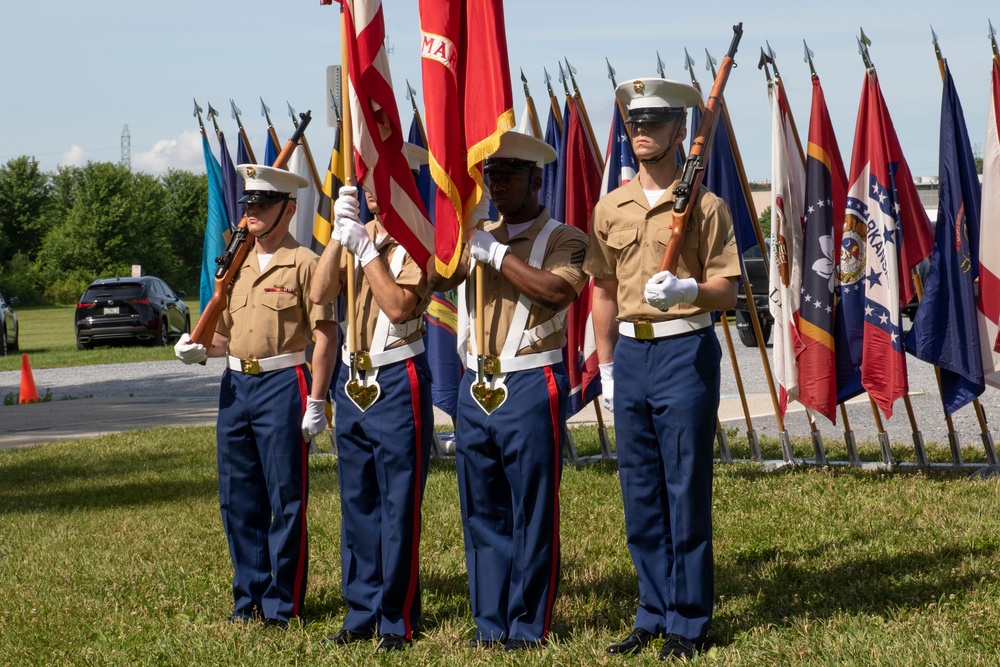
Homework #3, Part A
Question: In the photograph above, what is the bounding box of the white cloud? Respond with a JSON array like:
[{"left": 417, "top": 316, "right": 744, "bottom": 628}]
[
  {"left": 132, "top": 130, "right": 205, "bottom": 175},
  {"left": 60, "top": 145, "right": 89, "bottom": 168}
]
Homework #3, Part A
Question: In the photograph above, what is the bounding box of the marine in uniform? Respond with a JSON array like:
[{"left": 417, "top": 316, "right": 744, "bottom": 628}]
[
  {"left": 174, "top": 164, "right": 337, "bottom": 627},
  {"left": 434, "top": 131, "right": 589, "bottom": 651},
  {"left": 310, "top": 144, "right": 433, "bottom": 653},
  {"left": 583, "top": 79, "right": 740, "bottom": 660}
]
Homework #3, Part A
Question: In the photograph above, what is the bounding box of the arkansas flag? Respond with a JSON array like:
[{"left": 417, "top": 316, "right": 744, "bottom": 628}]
[
  {"left": 980, "top": 59, "right": 1000, "bottom": 388},
  {"left": 419, "top": 0, "right": 515, "bottom": 277},
  {"left": 839, "top": 70, "right": 934, "bottom": 418},
  {"left": 767, "top": 83, "right": 805, "bottom": 415},
  {"left": 795, "top": 74, "right": 847, "bottom": 424},
  {"left": 343, "top": 0, "right": 434, "bottom": 269}
]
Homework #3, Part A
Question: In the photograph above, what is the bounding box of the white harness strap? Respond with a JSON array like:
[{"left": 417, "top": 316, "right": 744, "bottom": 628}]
[
  {"left": 460, "top": 219, "right": 563, "bottom": 375},
  {"left": 347, "top": 246, "right": 423, "bottom": 381}
]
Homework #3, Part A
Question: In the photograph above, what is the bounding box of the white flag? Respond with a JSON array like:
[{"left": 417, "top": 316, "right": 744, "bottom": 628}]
[
  {"left": 979, "top": 61, "right": 1000, "bottom": 388},
  {"left": 287, "top": 145, "right": 318, "bottom": 248},
  {"left": 768, "top": 84, "right": 805, "bottom": 413}
]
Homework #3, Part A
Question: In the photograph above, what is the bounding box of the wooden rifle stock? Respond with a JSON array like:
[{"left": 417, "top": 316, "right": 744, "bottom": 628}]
[
  {"left": 659, "top": 23, "right": 743, "bottom": 273},
  {"left": 190, "top": 111, "right": 313, "bottom": 349}
]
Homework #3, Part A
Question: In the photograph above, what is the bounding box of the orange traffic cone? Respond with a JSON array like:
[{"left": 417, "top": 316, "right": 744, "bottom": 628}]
[{"left": 19, "top": 353, "right": 39, "bottom": 404}]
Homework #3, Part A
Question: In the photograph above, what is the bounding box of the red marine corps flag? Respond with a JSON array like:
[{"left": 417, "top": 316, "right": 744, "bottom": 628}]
[
  {"left": 419, "top": 0, "right": 515, "bottom": 277},
  {"left": 341, "top": 0, "right": 434, "bottom": 269}
]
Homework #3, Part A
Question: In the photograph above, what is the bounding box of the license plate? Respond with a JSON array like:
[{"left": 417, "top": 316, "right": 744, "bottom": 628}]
[{"left": 104, "top": 307, "right": 119, "bottom": 315}]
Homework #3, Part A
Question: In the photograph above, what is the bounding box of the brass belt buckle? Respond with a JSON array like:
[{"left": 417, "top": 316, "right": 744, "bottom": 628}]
[
  {"left": 483, "top": 356, "right": 501, "bottom": 375},
  {"left": 355, "top": 352, "right": 373, "bottom": 371},
  {"left": 633, "top": 319, "right": 654, "bottom": 340},
  {"left": 241, "top": 355, "right": 260, "bottom": 375}
]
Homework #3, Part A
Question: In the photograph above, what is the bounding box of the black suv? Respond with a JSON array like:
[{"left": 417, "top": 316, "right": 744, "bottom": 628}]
[
  {"left": 0, "top": 291, "right": 19, "bottom": 356},
  {"left": 733, "top": 243, "right": 773, "bottom": 347},
  {"left": 75, "top": 276, "right": 190, "bottom": 349}
]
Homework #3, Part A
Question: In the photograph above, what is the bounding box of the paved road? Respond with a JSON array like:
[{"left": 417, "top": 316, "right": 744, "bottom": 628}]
[{"left": 1, "top": 328, "right": 998, "bottom": 454}]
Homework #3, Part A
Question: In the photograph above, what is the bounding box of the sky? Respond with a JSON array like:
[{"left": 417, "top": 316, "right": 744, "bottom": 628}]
[{"left": 2, "top": 0, "right": 998, "bottom": 183}]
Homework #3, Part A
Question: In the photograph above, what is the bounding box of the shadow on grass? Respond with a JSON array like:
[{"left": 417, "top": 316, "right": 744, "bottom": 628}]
[
  {"left": 710, "top": 539, "right": 999, "bottom": 646},
  {"left": 0, "top": 442, "right": 218, "bottom": 512}
]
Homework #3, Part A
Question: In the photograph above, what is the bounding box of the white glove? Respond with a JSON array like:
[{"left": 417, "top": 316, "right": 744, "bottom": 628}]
[
  {"left": 341, "top": 218, "right": 379, "bottom": 266},
  {"left": 333, "top": 186, "right": 360, "bottom": 244},
  {"left": 301, "top": 397, "right": 328, "bottom": 440},
  {"left": 174, "top": 333, "right": 207, "bottom": 365},
  {"left": 471, "top": 190, "right": 493, "bottom": 225},
  {"left": 644, "top": 270, "right": 699, "bottom": 311},
  {"left": 470, "top": 230, "right": 509, "bottom": 271},
  {"left": 599, "top": 362, "right": 614, "bottom": 413}
]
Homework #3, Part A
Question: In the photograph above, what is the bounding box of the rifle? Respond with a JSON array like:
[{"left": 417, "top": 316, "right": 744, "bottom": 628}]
[
  {"left": 659, "top": 22, "right": 743, "bottom": 273},
  {"left": 190, "top": 111, "right": 313, "bottom": 350}
]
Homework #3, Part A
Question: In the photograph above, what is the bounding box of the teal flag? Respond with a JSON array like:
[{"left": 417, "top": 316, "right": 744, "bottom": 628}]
[{"left": 200, "top": 133, "right": 229, "bottom": 311}]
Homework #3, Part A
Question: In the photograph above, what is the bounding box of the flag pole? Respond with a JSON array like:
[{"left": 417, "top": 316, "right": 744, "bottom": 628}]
[
  {"left": 544, "top": 67, "right": 563, "bottom": 135},
  {"left": 688, "top": 52, "right": 762, "bottom": 461},
  {"left": 405, "top": 79, "right": 429, "bottom": 145},
  {"left": 288, "top": 101, "right": 324, "bottom": 192},
  {"left": 193, "top": 98, "right": 207, "bottom": 140},
  {"left": 565, "top": 58, "right": 605, "bottom": 172},
  {"left": 340, "top": 4, "right": 362, "bottom": 381},
  {"left": 764, "top": 42, "right": 807, "bottom": 167},
  {"left": 230, "top": 99, "right": 258, "bottom": 164},
  {"left": 520, "top": 70, "right": 544, "bottom": 139},
  {"left": 260, "top": 97, "right": 283, "bottom": 155}
]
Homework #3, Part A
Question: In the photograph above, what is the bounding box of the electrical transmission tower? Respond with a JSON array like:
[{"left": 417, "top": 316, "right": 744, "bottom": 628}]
[{"left": 120, "top": 124, "right": 131, "bottom": 171}]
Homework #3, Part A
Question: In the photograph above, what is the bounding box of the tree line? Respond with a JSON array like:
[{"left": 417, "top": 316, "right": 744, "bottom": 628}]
[{"left": 0, "top": 157, "right": 208, "bottom": 305}]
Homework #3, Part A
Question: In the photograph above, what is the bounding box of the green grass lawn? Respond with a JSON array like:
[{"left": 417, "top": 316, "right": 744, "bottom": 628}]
[
  {"left": 0, "top": 301, "right": 201, "bottom": 373},
  {"left": 2, "top": 426, "right": 999, "bottom": 666}
]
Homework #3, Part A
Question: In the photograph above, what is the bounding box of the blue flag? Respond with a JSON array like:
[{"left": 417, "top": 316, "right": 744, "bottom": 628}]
[
  {"left": 199, "top": 134, "right": 229, "bottom": 312},
  {"left": 540, "top": 105, "right": 563, "bottom": 213},
  {"left": 548, "top": 101, "right": 571, "bottom": 222},
  {"left": 904, "top": 65, "right": 985, "bottom": 415},
  {"left": 217, "top": 133, "right": 239, "bottom": 230},
  {"left": 264, "top": 132, "right": 279, "bottom": 167},
  {"left": 409, "top": 114, "right": 463, "bottom": 419},
  {"left": 690, "top": 103, "right": 757, "bottom": 257},
  {"left": 235, "top": 133, "right": 253, "bottom": 222}
]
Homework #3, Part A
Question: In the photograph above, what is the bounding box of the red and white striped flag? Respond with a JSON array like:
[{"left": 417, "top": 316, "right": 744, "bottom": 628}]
[
  {"left": 980, "top": 59, "right": 1000, "bottom": 388},
  {"left": 342, "top": 0, "right": 433, "bottom": 269}
]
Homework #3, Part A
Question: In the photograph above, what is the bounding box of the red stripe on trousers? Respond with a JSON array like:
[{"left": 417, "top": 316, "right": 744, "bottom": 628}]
[
  {"left": 401, "top": 358, "right": 424, "bottom": 639},
  {"left": 542, "top": 365, "right": 561, "bottom": 639},
  {"left": 292, "top": 365, "right": 310, "bottom": 617}
]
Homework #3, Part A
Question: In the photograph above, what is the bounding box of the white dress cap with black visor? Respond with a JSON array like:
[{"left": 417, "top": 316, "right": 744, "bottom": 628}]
[
  {"left": 615, "top": 78, "right": 702, "bottom": 125},
  {"left": 236, "top": 164, "right": 309, "bottom": 205},
  {"left": 483, "top": 131, "right": 558, "bottom": 174}
]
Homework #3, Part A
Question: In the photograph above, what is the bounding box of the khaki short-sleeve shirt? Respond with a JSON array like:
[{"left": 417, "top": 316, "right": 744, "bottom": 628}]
[
  {"left": 583, "top": 178, "right": 740, "bottom": 322},
  {"left": 338, "top": 222, "right": 431, "bottom": 350},
  {"left": 464, "top": 210, "right": 589, "bottom": 357},
  {"left": 219, "top": 234, "right": 335, "bottom": 359}
]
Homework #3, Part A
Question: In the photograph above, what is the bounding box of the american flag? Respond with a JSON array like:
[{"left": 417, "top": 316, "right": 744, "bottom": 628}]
[{"left": 342, "top": 0, "right": 434, "bottom": 269}]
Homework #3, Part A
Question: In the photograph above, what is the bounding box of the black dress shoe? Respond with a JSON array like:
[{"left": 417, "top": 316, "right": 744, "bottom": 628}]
[
  {"left": 504, "top": 638, "right": 542, "bottom": 652},
  {"left": 607, "top": 628, "right": 654, "bottom": 655},
  {"left": 262, "top": 618, "right": 289, "bottom": 630},
  {"left": 376, "top": 633, "right": 411, "bottom": 652},
  {"left": 658, "top": 634, "right": 695, "bottom": 661},
  {"left": 322, "top": 628, "right": 374, "bottom": 646},
  {"left": 467, "top": 639, "right": 504, "bottom": 649}
]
